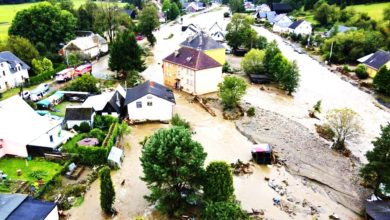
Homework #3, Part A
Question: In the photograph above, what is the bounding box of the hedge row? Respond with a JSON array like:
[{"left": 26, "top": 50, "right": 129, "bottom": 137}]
[
  {"left": 27, "top": 64, "right": 67, "bottom": 86},
  {"left": 102, "top": 122, "right": 119, "bottom": 155}
]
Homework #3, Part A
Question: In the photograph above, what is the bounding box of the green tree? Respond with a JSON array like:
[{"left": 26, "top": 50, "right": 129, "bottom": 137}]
[
  {"left": 32, "top": 57, "right": 54, "bottom": 75},
  {"left": 384, "top": 5, "right": 390, "bottom": 28},
  {"left": 226, "top": 14, "right": 255, "bottom": 51},
  {"left": 77, "top": 0, "right": 98, "bottom": 30},
  {"left": 241, "top": 49, "right": 265, "bottom": 75},
  {"left": 254, "top": 35, "right": 268, "bottom": 50},
  {"left": 228, "top": 0, "right": 244, "bottom": 13},
  {"left": 373, "top": 67, "right": 390, "bottom": 96},
  {"left": 218, "top": 76, "right": 247, "bottom": 110},
  {"left": 140, "top": 126, "right": 207, "bottom": 217},
  {"left": 67, "top": 52, "right": 83, "bottom": 67},
  {"left": 162, "top": 0, "right": 171, "bottom": 13},
  {"left": 58, "top": 0, "right": 75, "bottom": 13},
  {"left": 167, "top": 3, "right": 180, "bottom": 20},
  {"left": 9, "top": 2, "right": 76, "bottom": 48},
  {"left": 325, "top": 108, "right": 361, "bottom": 151},
  {"left": 138, "top": 4, "right": 160, "bottom": 46},
  {"left": 99, "top": 166, "right": 115, "bottom": 214},
  {"left": 313, "top": 2, "right": 340, "bottom": 26},
  {"left": 65, "top": 74, "right": 99, "bottom": 93},
  {"left": 204, "top": 161, "right": 234, "bottom": 202},
  {"left": 278, "top": 61, "right": 300, "bottom": 95},
  {"left": 171, "top": 113, "right": 191, "bottom": 130},
  {"left": 203, "top": 201, "right": 247, "bottom": 220},
  {"left": 5, "top": 36, "right": 39, "bottom": 65},
  {"left": 360, "top": 124, "right": 390, "bottom": 193},
  {"left": 263, "top": 40, "right": 282, "bottom": 77},
  {"left": 355, "top": 64, "right": 368, "bottom": 79},
  {"left": 109, "top": 29, "right": 144, "bottom": 74}
]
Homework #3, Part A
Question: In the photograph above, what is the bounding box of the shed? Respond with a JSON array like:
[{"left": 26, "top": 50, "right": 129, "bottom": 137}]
[
  {"left": 251, "top": 144, "right": 272, "bottom": 165},
  {"left": 108, "top": 146, "right": 124, "bottom": 168}
]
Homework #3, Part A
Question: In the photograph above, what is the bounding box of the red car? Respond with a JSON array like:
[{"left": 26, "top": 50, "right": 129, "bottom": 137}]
[{"left": 75, "top": 63, "right": 92, "bottom": 76}]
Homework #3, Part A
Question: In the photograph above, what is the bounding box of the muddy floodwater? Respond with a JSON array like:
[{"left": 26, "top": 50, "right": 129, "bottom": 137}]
[{"left": 69, "top": 93, "right": 360, "bottom": 220}]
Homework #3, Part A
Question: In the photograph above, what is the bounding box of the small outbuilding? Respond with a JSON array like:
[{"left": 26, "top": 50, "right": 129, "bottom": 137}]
[
  {"left": 251, "top": 144, "right": 272, "bottom": 165},
  {"left": 64, "top": 106, "right": 95, "bottom": 129},
  {"left": 107, "top": 146, "right": 124, "bottom": 168}
]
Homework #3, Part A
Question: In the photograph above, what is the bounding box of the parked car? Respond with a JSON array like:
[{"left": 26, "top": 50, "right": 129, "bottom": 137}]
[
  {"left": 55, "top": 67, "right": 75, "bottom": 82},
  {"left": 30, "top": 83, "right": 49, "bottom": 101},
  {"left": 36, "top": 83, "right": 50, "bottom": 93},
  {"left": 21, "top": 91, "right": 30, "bottom": 99},
  {"left": 75, "top": 63, "right": 92, "bottom": 76}
]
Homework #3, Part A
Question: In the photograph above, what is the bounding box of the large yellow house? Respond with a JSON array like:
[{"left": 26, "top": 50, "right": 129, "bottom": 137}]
[
  {"left": 162, "top": 47, "right": 222, "bottom": 95},
  {"left": 180, "top": 32, "right": 226, "bottom": 65},
  {"left": 358, "top": 50, "right": 390, "bottom": 78}
]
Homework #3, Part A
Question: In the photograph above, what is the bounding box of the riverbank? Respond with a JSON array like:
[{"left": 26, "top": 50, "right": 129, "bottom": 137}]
[{"left": 236, "top": 103, "right": 371, "bottom": 214}]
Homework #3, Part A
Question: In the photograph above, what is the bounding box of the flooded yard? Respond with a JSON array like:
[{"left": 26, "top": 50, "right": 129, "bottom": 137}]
[{"left": 68, "top": 93, "right": 361, "bottom": 220}]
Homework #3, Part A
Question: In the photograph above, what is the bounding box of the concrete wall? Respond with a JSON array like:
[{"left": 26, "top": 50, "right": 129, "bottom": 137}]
[
  {"left": 127, "top": 94, "right": 174, "bottom": 121},
  {"left": 204, "top": 48, "right": 226, "bottom": 65},
  {"left": 194, "top": 66, "right": 223, "bottom": 95}
]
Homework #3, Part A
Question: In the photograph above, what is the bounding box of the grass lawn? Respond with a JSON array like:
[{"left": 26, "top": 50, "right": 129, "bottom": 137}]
[
  {"left": 0, "top": 157, "right": 62, "bottom": 184},
  {"left": 0, "top": 0, "right": 126, "bottom": 40},
  {"left": 52, "top": 101, "right": 80, "bottom": 117},
  {"left": 347, "top": 2, "right": 390, "bottom": 21}
]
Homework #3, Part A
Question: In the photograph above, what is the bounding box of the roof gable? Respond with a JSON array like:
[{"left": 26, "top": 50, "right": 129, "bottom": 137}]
[
  {"left": 180, "top": 32, "right": 224, "bottom": 51},
  {"left": 363, "top": 50, "right": 390, "bottom": 70},
  {"left": 125, "top": 81, "right": 175, "bottom": 105},
  {"left": 163, "top": 47, "right": 221, "bottom": 70}
]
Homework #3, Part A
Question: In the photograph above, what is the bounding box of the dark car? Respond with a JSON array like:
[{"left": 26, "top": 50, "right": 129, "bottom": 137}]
[{"left": 249, "top": 74, "right": 272, "bottom": 84}]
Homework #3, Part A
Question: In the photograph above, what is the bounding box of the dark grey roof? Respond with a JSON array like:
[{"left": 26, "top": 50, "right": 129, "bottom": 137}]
[
  {"left": 125, "top": 81, "right": 175, "bottom": 105},
  {"left": 163, "top": 47, "right": 221, "bottom": 70},
  {"left": 363, "top": 50, "right": 390, "bottom": 70},
  {"left": 7, "top": 196, "right": 56, "bottom": 220},
  {"left": 65, "top": 107, "right": 94, "bottom": 121},
  {"left": 365, "top": 200, "right": 390, "bottom": 220},
  {"left": 289, "top": 20, "right": 304, "bottom": 29},
  {"left": 0, "top": 51, "right": 30, "bottom": 72},
  {"left": 271, "top": 3, "right": 292, "bottom": 13},
  {"left": 0, "top": 194, "right": 28, "bottom": 220},
  {"left": 180, "top": 32, "right": 224, "bottom": 51}
]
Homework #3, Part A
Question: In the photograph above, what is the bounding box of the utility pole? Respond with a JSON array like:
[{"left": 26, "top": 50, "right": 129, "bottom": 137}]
[{"left": 329, "top": 41, "right": 334, "bottom": 64}]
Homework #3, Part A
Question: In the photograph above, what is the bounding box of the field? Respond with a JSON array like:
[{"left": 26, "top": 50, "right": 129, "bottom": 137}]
[
  {"left": 346, "top": 2, "right": 390, "bottom": 21},
  {"left": 0, "top": 0, "right": 125, "bottom": 39}
]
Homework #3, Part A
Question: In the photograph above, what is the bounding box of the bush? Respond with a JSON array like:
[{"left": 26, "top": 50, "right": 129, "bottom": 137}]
[
  {"left": 223, "top": 62, "right": 231, "bottom": 73},
  {"left": 93, "top": 115, "right": 118, "bottom": 130},
  {"left": 171, "top": 114, "right": 191, "bottom": 130},
  {"left": 315, "top": 124, "right": 335, "bottom": 141},
  {"left": 65, "top": 74, "right": 99, "bottom": 93},
  {"left": 355, "top": 64, "right": 368, "bottom": 79},
  {"left": 28, "top": 64, "right": 67, "bottom": 86},
  {"left": 79, "top": 122, "right": 91, "bottom": 133},
  {"left": 218, "top": 76, "right": 247, "bottom": 110},
  {"left": 342, "top": 65, "right": 350, "bottom": 72},
  {"left": 63, "top": 184, "right": 87, "bottom": 197},
  {"left": 246, "top": 107, "right": 255, "bottom": 117},
  {"left": 204, "top": 161, "right": 234, "bottom": 202},
  {"left": 203, "top": 201, "right": 247, "bottom": 220},
  {"left": 88, "top": 128, "right": 106, "bottom": 143},
  {"left": 76, "top": 146, "right": 107, "bottom": 166},
  {"left": 373, "top": 67, "right": 390, "bottom": 96}
]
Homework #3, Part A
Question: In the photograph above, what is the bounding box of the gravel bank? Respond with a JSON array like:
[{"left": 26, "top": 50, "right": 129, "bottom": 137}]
[{"left": 235, "top": 104, "right": 371, "bottom": 214}]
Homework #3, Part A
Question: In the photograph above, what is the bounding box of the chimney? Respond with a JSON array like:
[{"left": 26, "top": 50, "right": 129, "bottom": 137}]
[
  {"left": 49, "top": 135, "right": 53, "bottom": 143},
  {"left": 150, "top": 81, "right": 154, "bottom": 88},
  {"left": 174, "top": 50, "right": 179, "bottom": 57}
]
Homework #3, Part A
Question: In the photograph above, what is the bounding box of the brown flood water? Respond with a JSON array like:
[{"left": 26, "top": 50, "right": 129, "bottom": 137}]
[{"left": 68, "top": 92, "right": 360, "bottom": 220}]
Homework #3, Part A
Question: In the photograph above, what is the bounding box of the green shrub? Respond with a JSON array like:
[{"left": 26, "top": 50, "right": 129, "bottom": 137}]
[
  {"left": 315, "top": 124, "right": 335, "bottom": 141},
  {"left": 102, "top": 123, "right": 120, "bottom": 155},
  {"left": 76, "top": 146, "right": 108, "bottom": 166},
  {"left": 355, "top": 64, "right": 368, "bottom": 79},
  {"left": 64, "top": 184, "right": 87, "bottom": 197},
  {"left": 29, "top": 170, "right": 48, "bottom": 180},
  {"left": 79, "top": 122, "right": 91, "bottom": 133},
  {"left": 373, "top": 66, "right": 390, "bottom": 95},
  {"left": 343, "top": 65, "right": 350, "bottom": 72},
  {"left": 94, "top": 115, "right": 118, "bottom": 130},
  {"left": 246, "top": 107, "right": 255, "bottom": 117},
  {"left": 171, "top": 114, "right": 191, "bottom": 130},
  {"left": 223, "top": 62, "right": 231, "bottom": 73},
  {"left": 28, "top": 64, "right": 66, "bottom": 86},
  {"left": 203, "top": 201, "right": 247, "bottom": 220},
  {"left": 88, "top": 128, "right": 106, "bottom": 143}
]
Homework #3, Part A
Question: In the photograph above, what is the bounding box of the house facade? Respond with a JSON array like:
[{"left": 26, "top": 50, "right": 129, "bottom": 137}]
[
  {"left": 288, "top": 20, "right": 312, "bottom": 35},
  {"left": 358, "top": 50, "right": 390, "bottom": 78},
  {"left": 163, "top": 47, "right": 222, "bottom": 95},
  {"left": 182, "top": 24, "right": 200, "bottom": 39},
  {"left": 180, "top": 32, "right": 226, "bottom": 64},
  {"left": 64, "top": 106, "right": 95, "bottom": 129},
  {"left": 272, "top": 15, "right": 293, "bottom": 33},
  {"left": 125, "top": 81, "right": 175, "bottom": 122},
  {"left": 0, "top": 51, "right": 30, "bottom": 92},
  {"left": 61, "top": 33, "right": 108, "bottom": 59},
  {"left": 209, "top": 22, "right": 225, "bottom": 42}
]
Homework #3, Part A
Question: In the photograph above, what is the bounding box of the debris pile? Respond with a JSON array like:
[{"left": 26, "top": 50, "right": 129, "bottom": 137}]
[{"left": 230, "top": 159, "right": 253, "bottom": 175}]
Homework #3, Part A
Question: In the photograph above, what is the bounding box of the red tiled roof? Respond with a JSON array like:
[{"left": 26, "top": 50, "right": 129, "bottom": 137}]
[{"left": 163, "top": 47, "right": 221, "bottom": 70}]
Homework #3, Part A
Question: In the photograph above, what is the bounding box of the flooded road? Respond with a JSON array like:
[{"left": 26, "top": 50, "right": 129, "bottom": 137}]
[{"left": 69, "top": 93, "right": 360, "bottom": 219}]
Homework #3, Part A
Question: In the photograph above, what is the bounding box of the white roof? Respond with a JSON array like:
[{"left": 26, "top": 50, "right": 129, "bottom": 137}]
[
  {"left": 64, "top": 34, "right": 107, "bottom": 51},
  {"left": 357, "top": 53, "right": 374, "bottom": 63},
  {"left": 108, "top": 147, "right": 123, "bottom": 167},
  {"left": 0, "top": 96, "right": 61, "bottom": 147},
  {"left": 29, "top": 129, "right": 74, "bottom": 149},
  {"left": 82, "top": 92, "right": 114, "bottom": 111}
]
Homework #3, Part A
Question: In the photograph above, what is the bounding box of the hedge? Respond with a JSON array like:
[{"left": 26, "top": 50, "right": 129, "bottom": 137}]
[
  {"left": 27, "top": 64, "right": 67, "bottom": 86},
  {"left": 102, "top": 122, "right": 119, "bottom": 156},
  {"left": 75, "top": 146, "right": 108, "bottom": 166}
]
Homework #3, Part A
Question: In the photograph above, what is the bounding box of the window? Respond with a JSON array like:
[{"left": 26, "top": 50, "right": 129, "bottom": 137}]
[
  {"left": 2, "top": 71, "right": 5, "bottom": 76},
  {"left": 147, "top": 101, "right": 153, "bottom": 106},
  {"left": 136, "top": 101, "right": 142, "bottom": 108}
]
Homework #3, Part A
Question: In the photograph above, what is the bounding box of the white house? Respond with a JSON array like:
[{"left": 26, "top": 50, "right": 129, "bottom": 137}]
[
  {"left": 209, "top": 22, "right": 225, "bottom": 42},
  {"left": 61, "top": 33, "right": 108, "bottom": 59},
  {"left": 256, "top": 4, "right": 271, "bottom": 13},
  {"left": 0, "top": 51, "right": 30, "bottom": 92},
  {"left": 0, "top": 194, "right": 59, "bottom": 220},
  {"left": 124, "top": 81, "right": 175, "bottom": 122},
  {"left": 289, "top": 19, "right": 312, "bottom": 35},
  {"left": 82, "top": 85, "right": 126, "bottom": 117},
  {"left": 271, "top": 14, "right": 293, "bottom": 33},
  {"left": 0, "top": 96, "right": 69, "bottom": 158},
  {"left": 64, "top": 106, "right": 95, "bottom": 129},
  {"left": 182, "top": 24, "right": 200, "bottom": 39}
]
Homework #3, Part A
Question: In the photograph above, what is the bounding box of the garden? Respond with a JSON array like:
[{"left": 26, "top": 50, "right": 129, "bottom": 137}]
[{"left": 0, "top": 157, "right": 63, "bottom": 194}]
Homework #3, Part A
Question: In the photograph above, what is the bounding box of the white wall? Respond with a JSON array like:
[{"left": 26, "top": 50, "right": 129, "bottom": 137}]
[
  {"left": 291, "top": 21, "right": 312, "bottom": 35},
  {"left": 194, "top": 66, "right": 223, "bottom": 95},
  {"left": 127, "top": 94, "right": 174, "bottom": 121},
  {"left": 45, "top": 205, "right": 59, "bottom": 220},
  {"left": 66, "top": 119, "right": 93, "bottom": 129},
  {"left": 0, "top": 62, "right": 29, "bottom": 92}
]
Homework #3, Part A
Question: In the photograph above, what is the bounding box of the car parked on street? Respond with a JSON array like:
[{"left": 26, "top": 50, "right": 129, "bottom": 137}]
[
  {"left": 75, "top": 63, "right": 92, "bottom": 76},
  {"left": 55, "top": 67, "right": 75, "bottom": 82}
]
